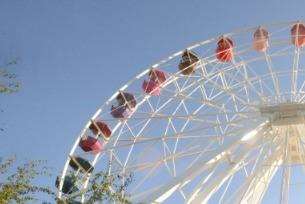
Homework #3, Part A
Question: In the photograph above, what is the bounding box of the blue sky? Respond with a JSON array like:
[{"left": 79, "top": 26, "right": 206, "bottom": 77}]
[{"left": 1, "top": 0, "right": 305, "bottom": 202}]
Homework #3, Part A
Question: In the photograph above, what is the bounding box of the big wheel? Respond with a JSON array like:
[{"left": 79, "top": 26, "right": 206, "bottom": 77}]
[{"left": 57, "top": 20, "right": 305, "bottom": 203}]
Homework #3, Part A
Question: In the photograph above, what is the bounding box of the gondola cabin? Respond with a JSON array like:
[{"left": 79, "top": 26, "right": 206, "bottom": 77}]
[
  {"left": 178, "top": 50, "right": 199, "bottom": 75},
  {"left": 291, "top": 23, "right": 305, "bottom": 47},
  {"left": 69, "top": 156, "right": 94, "bottom": 173},
  {"left": 79, "top": 136, "right": 102, "bottom": 154},
  {"left": 111, "top": 105, "right": 134, "bottom": 118},
  {"left": 216, "top": 37, "right": 234, "bottom": 62},
  {"left": 142, "top": 80, "right": 161, "bottom": 95},
  {"left": 89, "top": 120, "right": 111, "bottom": 140},
  {"left": 111, "top": 92, "right": 136, "bottom": 118},
  {"left": 55, "top": 175, "right": 78, "bottom": 194},
  {"left": 116, "top": 92, "right": 137, "bottom": 109},
  {"left": 149, "top": 69, "right": 166, "bottom": 84},
  {"left": 253, "top": 27, "right": 269, "bottom": 52},
  {"left": 142, "top": 69, "right": 166, "bottom": 95}
]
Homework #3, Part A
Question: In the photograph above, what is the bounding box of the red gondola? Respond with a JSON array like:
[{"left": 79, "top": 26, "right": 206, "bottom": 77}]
[
  {"left": 149, "top": 69, "right": 166, "bottom": 84},
  {"left": 291, "top": 23, "right": 305, "bottom": 47},
  {"left": 253, "top": 27, "right": 269, "bottom": 52},
  {"left": 216, "top": 37, "right": 234, "bottom": 62},
  {"left": 178, "top": 50, "right": 199, "bottom": 75},
  {"left": 89, "top": 120, "right": 111, "bottom": 139},
  {"left": 142, "top": 69, "right": 166, "bottom": 95},
  {"left": 79, "top": 136, "right": 102, "bottom": 154},
  {"left": 142, "top": 80, "right": 161, "bottom": 95}
]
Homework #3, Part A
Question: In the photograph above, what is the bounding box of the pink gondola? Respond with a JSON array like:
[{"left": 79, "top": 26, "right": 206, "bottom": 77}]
[
  {"left": 291, "top": 23, "right": 305, "bottom": 47},
  {"left": 142, "top": 80, "right": 161, "bottom": 95},
  {"left": 216, "top": 37, "right": 234, "bottom": 62},
  {"left": 79, "top": 136, "right": 102, "bottom": 154},
  {"left": 253, "top": 27, "right": 269, "bottom": 52},
  {"left": 142, "top": 69, "right": 166, "bottom": 95},
  {"left": 89, "top": 120, "right": 112, "bottom": 140}
]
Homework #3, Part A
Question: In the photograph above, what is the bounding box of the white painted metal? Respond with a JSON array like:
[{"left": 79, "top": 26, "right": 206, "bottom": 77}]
[
  {"left": 130, "top": 135, "right": 243, "bottom": 203},
  {"left": 58, "top": 21, "right": 305, "bottom": 204}
]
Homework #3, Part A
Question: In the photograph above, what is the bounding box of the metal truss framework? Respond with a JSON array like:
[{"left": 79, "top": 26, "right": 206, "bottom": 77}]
[{"left": 58, "top": 21, "right": 305, "bottom": 203}]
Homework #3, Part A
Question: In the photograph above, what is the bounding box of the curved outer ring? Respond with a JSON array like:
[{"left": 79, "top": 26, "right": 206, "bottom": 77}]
[{"left": 57, "top": 20, "right": 298, "bottom": 201}]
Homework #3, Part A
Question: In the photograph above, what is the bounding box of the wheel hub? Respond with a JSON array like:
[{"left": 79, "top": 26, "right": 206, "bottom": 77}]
[
  {"left": 260, "top": 103, "right": 305, "bottom": 126},
  {"left": 260, "top": 103, "right": 305, "bottom": 164}
]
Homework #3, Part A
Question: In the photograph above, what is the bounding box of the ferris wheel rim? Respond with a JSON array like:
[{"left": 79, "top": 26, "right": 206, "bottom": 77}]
[{"left": 58, "top": 20, "right": 305, "bottom": 203}]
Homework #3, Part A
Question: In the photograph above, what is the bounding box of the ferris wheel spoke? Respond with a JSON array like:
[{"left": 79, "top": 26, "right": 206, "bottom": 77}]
[
  {"left": 121, "top": 122, "right": 140, "bottom": 169},
  {"left": 111, "top": 151, "right": 124, "bottom": 168},
  {"left": 162, "top": 76, "right": 225, "bottom": 110},
  {"left": 199, "top": 44, "right": 294, "bottom": 104},
  {"left": 280, "top": 124, "right": 292, "bottom": 204},
  {"left": 200, "top": 73, "right": 250, "bottom": 107},
  {"left": 123, "top": 108, "right": 258, "bottom": 122},
  {"left": 181, "top": 68, "right": 259, "bottom": 123},
  {"left": 200, "top": 74, "right": 260, "bottom": 114},
  {"left": 145, "top": 97, "right": 156, "bottom": 112},
  {"left": 188, "top": 156, "right": 247, "bottom": 204},
  {"left": 291, "top": 47, "right": 301, "bottom": 101},
  {"left": 58, "top": 22, "right": 305, "bottom": 203},
  {"left": 129, "top": 134, "right": 244, "bottom": 203},
  {"left": 280, "top": 165, "right": 291, "bottom": 204},
  {"left": 120, "top": 80, "right": 226, "bottom": 125},
  {"left": 139, "top": 115, "right": 258, "bottom": 144},
  {"left": 165, "top": 79, "right": 200, "bottom": 170},
  {"left": 109, "top": 111, "right": 259, "bottom": 148},
  {"left": 119, "top": 83, "right": 256, "bottom": 175},
  {"left": 264, "top": 51, "right": 281, "bottom": 96},
  {"left": 234, "top": 150, "right": 283, "bottom": 204},
  {"left": 159, "top": 67, "right": 261, "bottom": 117},
  {"left": 186, "top": 123, "right": 273, "bottom": 203},
  {"left": 109, "top": 127, "right": 246, "bottom": 152},
  {"left": 129, "top": 160, "right": 162, "bottom": 194},
  {"left": 107, "top": 95, "right": 179, "bottom": 168},
  {"left": 227, "top": 127, "right": 282, "bottom": 203},
  {"left": 219, "top": 174, "right": 234, "bottom": 204},
  {"left": 194, "top": 73, "right": 247, "bottom": 123},
  {"left": 123, "top": 121, "right": 221, "bottom": 177},
  {"left": 121, "top": 117, "right": 159, "bottom": 169},
  {"left": 174, "top": 61, "right": 246, "bottom": 106},
  {"left": 130, "top": 122, "right": 269, "bottom": 203},
  {"left": 240, "top": 62, "right": 271, "bottom": 101},
  {"left": 231, "top": 56, "right": 270, "bottom": 103},
  {"left": 112, "top": 142, "right": 216, "bottom": 176},
  {"left": 185, "top": 157, "right": 221, "bottom": 204}
]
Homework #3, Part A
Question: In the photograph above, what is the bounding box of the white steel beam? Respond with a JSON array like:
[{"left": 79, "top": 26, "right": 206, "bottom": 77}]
[
  {"left": 240, "top": 158, "right": 282, "bottom": 204},
  {"left": 187, "top": 123, "right": 270, "bottom": 204},
  {"left": 187, "top": 146, "right": 252, "bottom": 204},
  {"left": 291, "top": 47, "right": 300, "bottom": 100},
  {"left": 232, "top": 144, "right": 282, "bottom": 204},
  {"left": 129, "top": 137, "right": 239, "bottom": 203},
  {"left": 129, "top": 123, "right": 268, "bottom": 203}
]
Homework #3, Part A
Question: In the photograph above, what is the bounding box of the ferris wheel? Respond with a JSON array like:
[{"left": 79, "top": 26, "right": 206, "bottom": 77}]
[{"left": 57, "top": 20, "right": 305, "bottom": 203}]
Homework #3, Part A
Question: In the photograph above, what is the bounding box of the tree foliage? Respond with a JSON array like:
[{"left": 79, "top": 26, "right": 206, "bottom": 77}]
[
  {"left": 58, "top": 171, "right": 133, "bottom": 204},
  {"left": 0, "top": 156, "right": 55, "bottom": 203},
  {"left": 0, "top": 57, "right": 133, "bottom": 203},
  {"left": 0, "top": 59, "right": 20, "bottom": 94}
]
